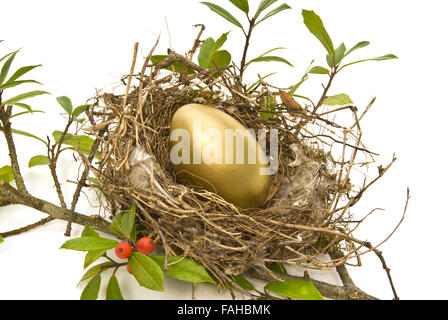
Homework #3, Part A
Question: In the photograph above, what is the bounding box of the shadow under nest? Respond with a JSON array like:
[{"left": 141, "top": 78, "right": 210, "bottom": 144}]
[{"left": 86, "top": 49, "right": 376, "bottom": 292}]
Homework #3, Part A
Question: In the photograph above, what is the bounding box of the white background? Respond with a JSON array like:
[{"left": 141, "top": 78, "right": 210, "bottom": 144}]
[{"left": 0, "top": 0, "right": 447, "bottom": 300}]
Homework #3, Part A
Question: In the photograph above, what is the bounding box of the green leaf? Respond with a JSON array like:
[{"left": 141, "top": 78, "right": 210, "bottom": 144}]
[
  {"left": 198, "top": 37, "right": 216, "bottom": 69},
  {"left": 0, "top": 50, "right": 18, "bottom": 64},
  {"left": 302, "top": 10, "right": 335, "bottom": 56},
  {"left": 8, "top": 102, "right": 32, "bottom": 112},
  {"left": 209, "top": 50, "right": 231, "bottom": 69},
  {"left": 52, "top": 131, "right": 96, "bottom": 156},
  {"left": 201, "top": 2, "right": 244, "bottom": 29},
  {"left": 198, "top": 34, "right": 231, "bottom": 71},
  {"left": 120, "top": 204, "right": 136, "bottom": 239},
  {"left": 213, "top": 32, "right": 230, "bottom": 52},
  {"left": 228, "top": 0, "right": 249, "bottom": 13},
  {"left": 56, "top": 96, "right": 73, "bottom": 114},
  {"left": 327, "top": 43, "right": 346, "bottom": 68},
  {"left": 309, "top": 66, "right": 330, "bottom": 75},
  {"left": 81, "top": 225, "right": 99, "bottom": 238},
  {"left": 6, "top": 64, "right": 41, "bottom": 83},
  {"left": 0, "top": 165, "right": 14, "bottom": 183},
  {"left": 265, "top": 279, "right": 324, "bottom": 300},
  {"left": 106, "top": 275, "right": 124, "bottom": 300},
  {"left": 255, "top": 3, "right": 291, "bottom": 26},
  {"left": 344, "top": 41, "right": 370, "bottom": 57},
  {"left": 266, "top": 262, "right": 287, "bottom": 274},
  {"left": 1, "top": 90, "right": 50, "bottom": 106},
  {"left": 326, "top": 53, "right": 334, "bottom": 68},
  {"left": 84, "top": 250, "right": 106, "bottom": 269},
  {"left": 0, "top": 80, "right": 41, "bottom": 90},
  {"left": 79, "top": 262, "right": 114, "bottom": 283},
  {"left": 9, "top": 109, "right": 45, "bottom": 119},
  {"left": 0, "top": 235, "right": 4, "bottom": 243},
  {"left": 289, "top": 78, "right": 309, "bottom": 95},
  {"left": 260, "top": 95, "right": 277, "bottom": 119},
  {"left": 0, "top": 51, "right": 17, "bottom": 85},
  {"left": 334, "top": 42, "right": 346, "bottom": 65},
  {"left": 256, "top": 0, "right": 277, "bottom": 16},
  {"left": 151, "top": 255, "right": 216, "bottom": 285},
  {"left": 128, "top": 252, "right": 165, "bottom": 291},
  {"left": 232, "top": 275, "right": 255, "bottom": 290},
  {"left": 150, "top": 54, "right": 167, "bottom": 65},
  {"left": 246, "top": 47, "right": 287, "bottom": 67},
  {"left": 248, "top": 55, "right": 293, "bottom": 67},
  {"left": 88, "top": 177, "right": 99, "bottom": 185},
  {"left": 72, "top": 104, "right": 90, "bottom": 117},
  {"left": 323, "top": 93, "right": 353, "bottom": 106},
  {"left": 247, "top": 72, "right": 277, "bottom": 91},
  {"left": 60, "top": 236, "right": 119, "bottom": 251},
  {"left": 110, "top": 211, "right": 137, "bottom": 242},
  {"left": 258, "top": 47, "right": 287, "bottom": 57},
  {"left": 342, "top": 54, "right": 399, "bottom": 68},
  {"left": 28, "top": 155, "right": 50, "bottom": 168},
  {"left": 9, "top": 128, "right": 46, "bottom": 145},
  {"left": 80, "top": 274, "right": 101, "bottom": 300}
]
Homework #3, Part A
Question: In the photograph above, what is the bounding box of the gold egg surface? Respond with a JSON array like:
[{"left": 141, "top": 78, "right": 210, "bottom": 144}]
[{"left": 169, "top": 103, "right": 272, "bottom": 209}]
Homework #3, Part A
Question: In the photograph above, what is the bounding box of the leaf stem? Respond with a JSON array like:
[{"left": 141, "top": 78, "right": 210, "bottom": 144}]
[
  {"left": 313, "top": 70, "right": 336, "bottom": 114},
  {"left": 239, "top": 14, "right": 256, "bottom": 82}
]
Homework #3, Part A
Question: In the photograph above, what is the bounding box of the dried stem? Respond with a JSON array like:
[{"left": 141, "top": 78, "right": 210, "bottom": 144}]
[{"left": 0, "top": 216, "right": 55, "bottom": 238}]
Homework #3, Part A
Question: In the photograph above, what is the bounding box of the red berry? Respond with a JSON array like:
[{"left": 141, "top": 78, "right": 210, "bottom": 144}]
[
  {"left": 136, "top": 236, "right": 155, "bottom": 255},
  {"left": 126, "top": 264, "right": 132, "bottom": 274},
  {"left": 115, "top": 242, "right": 132, "bottom": 259}
]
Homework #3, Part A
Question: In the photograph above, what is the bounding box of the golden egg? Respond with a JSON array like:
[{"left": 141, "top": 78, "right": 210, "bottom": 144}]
[{"left": 169, "top": 103, "right": 273, "bottom": 208}]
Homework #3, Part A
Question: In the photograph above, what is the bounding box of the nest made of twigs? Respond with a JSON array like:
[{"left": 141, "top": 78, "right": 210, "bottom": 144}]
[{"left": 83, "top": 43, "right": 392, "bottom": 293}]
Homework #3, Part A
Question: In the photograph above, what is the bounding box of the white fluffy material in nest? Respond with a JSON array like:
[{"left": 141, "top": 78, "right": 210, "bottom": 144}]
[
  {"left": 129, "top": 147, "right": 173, "bottom": 199},
  {"left": 271, "top": 144, "right": 331, "bottom": 217}
]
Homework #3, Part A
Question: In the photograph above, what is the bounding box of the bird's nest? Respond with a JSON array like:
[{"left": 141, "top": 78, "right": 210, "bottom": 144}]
[{"left": 83, "top": 41, "right": 400, "bottom": 294}]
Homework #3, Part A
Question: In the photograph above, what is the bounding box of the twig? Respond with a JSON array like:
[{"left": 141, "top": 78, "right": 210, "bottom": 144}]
[
  {"left": 239, "top": 15, "right": 255, "bottom": 82},
  {"left": 0, "top": 216, "right": 55, "bottom": 238},
  {"left": 0, "top": 101, "right": 28, "bottom": 194},
  {"left": 188, "top": 24, "right": 205, "bottom": 60},
  {"left": 313, "top": 71, "right": 336, "bottom": 114},
  {"left": 64, "top": 106, "right": 107, "bottom": 236},
  {"left": 47, "top": 116, "right": 74, "bottom": 210},
  {"left": 0, "top": 181, "right": 113, "bottom": 236}
]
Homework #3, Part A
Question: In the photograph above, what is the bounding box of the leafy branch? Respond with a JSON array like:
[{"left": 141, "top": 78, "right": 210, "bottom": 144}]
[
  {"left": 301, "top": 9, "right": 398, "bottom": 113},
  {"left": 201, "top": 0, "right": 293, "bottom": 82}
]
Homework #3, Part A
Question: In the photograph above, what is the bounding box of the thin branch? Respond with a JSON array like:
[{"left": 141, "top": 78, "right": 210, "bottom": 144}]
[
  {"left": 239, "top": 18, "right": 255, "bottom": 82},
  {"left": 65, "top": 106, "right": 107, "bottom": 236},
  {"left": 0, "top": 216, "right": 55, "bottom": 238},
  {"left": 313, "top": 71, "right": 336, "bottom": 114},
  {"left": 188, "top": 24, "right": 205, "bottom": 60},
  {"left": 0, "top": 181, "right": 113, "bottom": 236},
  {"left": 0, "top": 101, "right": 29, "bottom": 194}
]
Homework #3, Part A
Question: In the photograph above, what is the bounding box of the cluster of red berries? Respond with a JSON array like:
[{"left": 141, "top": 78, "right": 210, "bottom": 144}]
[{"left": 114, "top": 236, "right": 155, "bottom": 273}]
